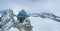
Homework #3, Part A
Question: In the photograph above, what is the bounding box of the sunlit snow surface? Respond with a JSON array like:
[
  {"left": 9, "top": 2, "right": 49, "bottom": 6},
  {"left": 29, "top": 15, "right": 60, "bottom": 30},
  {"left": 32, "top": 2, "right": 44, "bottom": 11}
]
[
  {"left": 9, "top": 17, "right": 60, "bottom": 31},
  {"left": 9, "top": 27, "right": 19, "bottom": 31}
]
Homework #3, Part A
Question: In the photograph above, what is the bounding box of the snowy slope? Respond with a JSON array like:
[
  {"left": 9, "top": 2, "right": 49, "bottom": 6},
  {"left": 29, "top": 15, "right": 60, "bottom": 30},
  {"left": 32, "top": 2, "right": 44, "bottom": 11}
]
[
  {"left": 9, "top": 17, "right": 60, "bottom": 31},
  {"left": 29, "top": 17, "right": 60, "bottom": 31}
]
